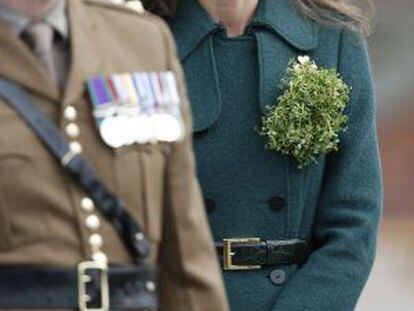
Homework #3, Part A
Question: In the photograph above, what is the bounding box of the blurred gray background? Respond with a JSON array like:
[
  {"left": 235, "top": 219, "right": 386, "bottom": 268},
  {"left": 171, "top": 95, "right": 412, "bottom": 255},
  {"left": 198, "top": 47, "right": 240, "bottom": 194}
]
[{"left": 357, "top": 0, "right": 414, "bottom": 309}]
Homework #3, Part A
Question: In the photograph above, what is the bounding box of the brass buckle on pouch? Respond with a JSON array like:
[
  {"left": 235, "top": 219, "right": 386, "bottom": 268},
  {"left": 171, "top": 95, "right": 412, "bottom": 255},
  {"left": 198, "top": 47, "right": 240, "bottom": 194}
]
[
  {"left": 222, "top": 237, "right": 262, "bottom": 271},
  {"left": 78, "top": 261, "right": 110, "bottom": 311}
]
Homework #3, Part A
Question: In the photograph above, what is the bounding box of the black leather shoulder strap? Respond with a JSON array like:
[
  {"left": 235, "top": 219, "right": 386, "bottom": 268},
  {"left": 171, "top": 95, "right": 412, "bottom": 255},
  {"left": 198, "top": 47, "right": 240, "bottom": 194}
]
[{"left": 0, "top": 77, "right": 150, "bottom": 263}]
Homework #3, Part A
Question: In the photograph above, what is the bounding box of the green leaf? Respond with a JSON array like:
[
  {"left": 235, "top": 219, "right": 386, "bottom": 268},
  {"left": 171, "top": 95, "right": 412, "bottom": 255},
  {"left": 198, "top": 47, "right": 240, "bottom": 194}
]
[{"left": 260, "top": 58, "right": 350, "bottom": 168}]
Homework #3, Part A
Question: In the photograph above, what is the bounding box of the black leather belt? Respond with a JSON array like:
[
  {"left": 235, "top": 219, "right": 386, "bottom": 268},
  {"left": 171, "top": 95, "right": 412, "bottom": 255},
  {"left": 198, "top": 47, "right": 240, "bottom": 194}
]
[
  {"left": 0, "top": 263, "right": 157, "bottom": 310},
  {"left": 215, "top": 238, "right": 310, "bottom": 270}
]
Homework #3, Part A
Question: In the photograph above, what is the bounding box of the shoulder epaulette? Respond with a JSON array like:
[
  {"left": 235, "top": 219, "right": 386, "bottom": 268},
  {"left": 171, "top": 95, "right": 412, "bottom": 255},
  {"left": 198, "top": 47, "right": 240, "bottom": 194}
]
[{"left": 84, "top": 0, "right": 145, "bottom": 14}]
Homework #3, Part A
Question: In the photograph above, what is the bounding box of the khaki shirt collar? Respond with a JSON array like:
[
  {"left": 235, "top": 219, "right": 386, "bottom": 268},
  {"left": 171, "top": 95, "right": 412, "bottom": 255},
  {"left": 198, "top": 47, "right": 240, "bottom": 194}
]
[
  {"left": 0, "top": 0, "right": 68, "bottom": 39},
  {"left": 0, "top": 0, "right": 103, "bottom": 102}
]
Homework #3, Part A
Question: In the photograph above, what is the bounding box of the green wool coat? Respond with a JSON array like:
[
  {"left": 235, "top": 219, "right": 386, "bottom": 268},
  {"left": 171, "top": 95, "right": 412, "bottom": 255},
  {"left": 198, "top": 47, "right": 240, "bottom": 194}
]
[{"left": 171, "top": 0, "right": 383, "bottom": 310}]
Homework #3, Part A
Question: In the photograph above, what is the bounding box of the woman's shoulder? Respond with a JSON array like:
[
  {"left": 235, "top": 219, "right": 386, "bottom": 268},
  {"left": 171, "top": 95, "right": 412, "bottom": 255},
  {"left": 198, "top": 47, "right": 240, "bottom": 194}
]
[
  {"left": 252, "top": 0, "right": 367, "bottom": 57},
  {"left": 317, "top": 19, "right": 367, "bottom": 49}
]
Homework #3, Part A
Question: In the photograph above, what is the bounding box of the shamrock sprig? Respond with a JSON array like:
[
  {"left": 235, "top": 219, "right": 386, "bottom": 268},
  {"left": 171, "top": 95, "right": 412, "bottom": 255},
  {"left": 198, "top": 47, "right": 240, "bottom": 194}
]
[{"left": 260, "top": 56, "right": 350, "bottom": 168}]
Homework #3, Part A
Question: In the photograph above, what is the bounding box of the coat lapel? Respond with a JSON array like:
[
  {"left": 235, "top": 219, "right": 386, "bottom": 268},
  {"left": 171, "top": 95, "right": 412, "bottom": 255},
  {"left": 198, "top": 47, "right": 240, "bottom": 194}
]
[
  {"left": 62, "top": 0, "right": 106, "bottom": 106},
  {"left": 252, "top": 0, "right": 319, "bottom": 51},
  {"left": 251, "top": 0, "right": 319, "bottom": 113},
  {"left": 181, "top": 36, "right": 222, "bottom": 132},
  {"left": 172, "top": 0, "right": 320, "bottom": 128},
  {"left": 0, "top": 19, "right": 60, "bottom": 101},
  {"left": 171, "top": 0, "right": 218, "bottom": 61},
  {"left": 172, "top": 0, "right": 222, "bottom": 132}
]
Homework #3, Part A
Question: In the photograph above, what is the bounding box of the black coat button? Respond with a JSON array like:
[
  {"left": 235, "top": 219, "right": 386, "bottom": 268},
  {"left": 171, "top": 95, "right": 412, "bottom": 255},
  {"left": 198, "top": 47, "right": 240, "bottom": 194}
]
[
  {"left": 270, "top": 269, "right": 286, "bottom": 285},
  {"left": 204, "top": 198, "right": 216, "bottom": 213},
  {"left": 267, "top": 196, "right": 286, "bottom": 211}
]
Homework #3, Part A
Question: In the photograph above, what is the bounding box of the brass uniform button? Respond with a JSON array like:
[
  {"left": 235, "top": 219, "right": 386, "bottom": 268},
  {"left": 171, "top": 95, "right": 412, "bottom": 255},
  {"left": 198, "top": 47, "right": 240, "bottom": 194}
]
[
  {"left": 65, "top": 123, "right": 80, "bottom": 138},
  {"left": 81, "top": 197, "right": 95, "bottom": 212},
  {"left": 89, "top": 233, "right": 103, "bottom": 249},
  {"left": 63, "top": 106, "right": 77, "bottom": 121},
  {"left": 85, "top": 214, "right": 100, "bottom": 230},
  {"left": 69, "top": 141, "right": 83, "bottom": 154},
  {"left": 92, "top": 251, "right": 108, "bottom": 264}
]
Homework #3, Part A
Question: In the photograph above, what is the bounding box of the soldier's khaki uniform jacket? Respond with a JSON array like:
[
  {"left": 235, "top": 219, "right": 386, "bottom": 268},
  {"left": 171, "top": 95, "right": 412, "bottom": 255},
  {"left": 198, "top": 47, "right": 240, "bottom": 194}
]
[{"left": 0, "top": 1, "right": 229, "bottom": 310}]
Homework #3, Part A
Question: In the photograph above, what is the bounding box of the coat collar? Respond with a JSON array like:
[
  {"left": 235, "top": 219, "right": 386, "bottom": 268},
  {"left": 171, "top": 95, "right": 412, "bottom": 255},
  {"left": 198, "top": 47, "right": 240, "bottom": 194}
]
[
  {"left": 171, "top": 0, "right": 218, "bottom": 61},
  {"left": 251, "top": 0, "right": 318, "bottom": 50},
  {"left": 172, "top": 0, "right": 319, "bottom": 61}
]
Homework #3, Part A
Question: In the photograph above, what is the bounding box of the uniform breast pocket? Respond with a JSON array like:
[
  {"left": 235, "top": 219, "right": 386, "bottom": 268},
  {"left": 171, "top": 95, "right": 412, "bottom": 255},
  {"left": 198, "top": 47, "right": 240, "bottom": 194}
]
[
  {"left": 0, "top": 111, "right": 56, "bottom": 252},
  {"left": 0, "top": 151, "right": 51, "bottom": 251},
  {"left": 114, "top": 145, "right": 168, "bottom": 248},
  {"left": 0, "top": 153, "right": 20, "bottom": 250}
]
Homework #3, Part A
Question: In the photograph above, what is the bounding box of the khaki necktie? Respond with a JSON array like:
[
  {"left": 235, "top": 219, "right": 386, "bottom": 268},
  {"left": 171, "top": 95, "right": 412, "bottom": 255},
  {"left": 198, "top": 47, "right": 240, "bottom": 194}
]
[{"left": 24, "top": 21, "right": 57, "bottom": 82}]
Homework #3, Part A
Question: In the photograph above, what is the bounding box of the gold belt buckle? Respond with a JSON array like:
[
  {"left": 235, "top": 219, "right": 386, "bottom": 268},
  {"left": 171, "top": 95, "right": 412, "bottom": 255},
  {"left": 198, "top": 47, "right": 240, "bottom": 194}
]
[
  {"left": 77, "top": 261, "right": 110, "bottom": 311},
  {"left": 223, "top": 237, "right": 262, "bottom": 271}
]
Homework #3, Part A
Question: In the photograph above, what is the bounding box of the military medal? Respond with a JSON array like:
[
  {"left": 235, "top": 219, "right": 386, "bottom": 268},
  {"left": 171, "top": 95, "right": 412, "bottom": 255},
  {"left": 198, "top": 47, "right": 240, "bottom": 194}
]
[
  {"left": 99, "top": 116, "right": 124, "bottom": 148},
  {"left": 142, "top": 73, "right": 159, "bottom": 144},
  {"left": 87, "top": 70, "right": 185, "bottom": 148},
  {"left": 148, "top": 71, "right": 184, "bottom": 142},
  {"left": 160, "top": 72, "right": 184, "bottom": 142},
  {"left": 133, "top": 73, "right": 156, "bottom": 144},
  {"left": 87, "top": 77, "right": 124, "bottom": 148},
  {"left": 108, "top": 75, "right": 132, "bottom": 146},
  {"left": 119, "top": 74, "right": 142, "bottom": 145},
  {"left": 149, "top": 72, "right": 172, "bottom": 142},
  {"left": 131, "top": 114, "right": 153, "bottom": 144}
]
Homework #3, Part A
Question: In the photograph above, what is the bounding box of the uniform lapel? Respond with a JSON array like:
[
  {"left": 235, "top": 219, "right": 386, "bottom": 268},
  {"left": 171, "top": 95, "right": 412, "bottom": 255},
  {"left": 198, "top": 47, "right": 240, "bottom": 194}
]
[
  {"left": 0, "top": 19, "right": 60, "bottom": 101},
  {"left": 62, "top": 0, "right": 106, "bottom": 105}
]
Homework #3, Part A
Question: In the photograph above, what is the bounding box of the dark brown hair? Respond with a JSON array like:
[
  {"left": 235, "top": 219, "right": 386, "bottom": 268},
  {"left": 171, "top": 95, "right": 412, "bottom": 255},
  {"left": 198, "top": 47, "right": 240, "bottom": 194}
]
[{"left": 141, "top": 0, "right": 374, "bottom": 36}]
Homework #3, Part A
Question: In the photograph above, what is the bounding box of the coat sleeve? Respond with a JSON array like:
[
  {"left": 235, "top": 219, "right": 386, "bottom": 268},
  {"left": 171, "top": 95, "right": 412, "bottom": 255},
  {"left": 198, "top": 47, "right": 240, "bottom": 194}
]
[
  {"left": 272, "top": 29, "right": 383, "bottom": 311},
  {"left": 156, "top": 21, "right": 230, "bottom": 311}
]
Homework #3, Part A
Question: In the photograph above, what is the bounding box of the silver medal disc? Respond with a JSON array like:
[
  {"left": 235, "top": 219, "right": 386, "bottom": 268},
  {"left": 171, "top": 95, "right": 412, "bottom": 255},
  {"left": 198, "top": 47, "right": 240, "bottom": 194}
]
[
  {"left": 153, "top": 113, "right": 182, "bottom": 142},
  {"left": 117, "top": 115, "right": 136, "bottom": 146},
  {"left": 99, "top": 116, "right": 124, "bottom": 148},
  {"left": 132, "top": 115, "right": 153, "bottom": 144}
]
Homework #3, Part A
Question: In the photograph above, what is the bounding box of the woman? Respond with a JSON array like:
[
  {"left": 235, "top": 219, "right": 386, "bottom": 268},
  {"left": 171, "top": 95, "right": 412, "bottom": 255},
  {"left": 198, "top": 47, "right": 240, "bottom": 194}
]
[{"left": 143, "top": 0, "right": 383, "bottom": 310}]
